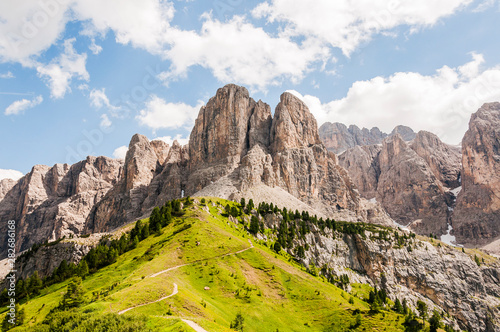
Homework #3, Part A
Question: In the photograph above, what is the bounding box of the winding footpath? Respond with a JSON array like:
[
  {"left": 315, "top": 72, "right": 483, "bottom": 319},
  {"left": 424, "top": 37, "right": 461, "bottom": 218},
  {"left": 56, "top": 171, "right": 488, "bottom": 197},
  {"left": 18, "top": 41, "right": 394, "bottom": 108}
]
[
  {"left": 118, "top": 283, "right": 178, "bottom": 315},
  {"left": 117, "top": 240, "right": 254, "bottom": 331}
]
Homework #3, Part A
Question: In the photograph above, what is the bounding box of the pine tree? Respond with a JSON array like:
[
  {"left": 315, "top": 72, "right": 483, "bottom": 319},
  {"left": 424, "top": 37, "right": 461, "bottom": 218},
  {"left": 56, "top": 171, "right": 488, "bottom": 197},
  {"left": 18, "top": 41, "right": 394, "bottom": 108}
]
[
  {"left": 247, "top": 199, "right": 254, "bottom": 212},
  {"left": 429, "top": 310, "right": 442, "bottom": 332},
  {"left": 240, "top": 197, "right": 245, "bottom": 208},
  {"left": 28, "top": 271, "right": 42, "bottom": 296},
  {"left": 393, "top": 298, "right": 404, "bottom": 314},
  {"left": 77, "top": 260, "right": 89, "bottom": 278},
  {"left": 273, "top": 241, "right": 281, "bottom": 253},
  {"left": 150, "top": 207, "right": 161, "bottom": 231},
  {"left": 417, "top": 300, "right": 428, "bottom": 320},
  {"left": 141, "top": 223, "right": 150, "bottom": 240},
  {"left": 230, "top": 313, "right": 244, "bottom": 331},
  {"left": 60, "top": 277, "right": 86, "bottom": 309},
  {"left": 249, "top": 216, "right": 260, "bottom": 234},
  {"left": 402, "top": 298, "right": 409, "bottom": 315}
]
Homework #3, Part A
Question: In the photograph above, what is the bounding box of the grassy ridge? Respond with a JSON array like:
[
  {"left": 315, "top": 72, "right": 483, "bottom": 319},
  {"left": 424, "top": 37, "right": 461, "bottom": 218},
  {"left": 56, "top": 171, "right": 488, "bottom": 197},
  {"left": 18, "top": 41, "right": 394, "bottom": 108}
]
[{"left": 3, "top": 198, "right": 407, "bottom": 331}]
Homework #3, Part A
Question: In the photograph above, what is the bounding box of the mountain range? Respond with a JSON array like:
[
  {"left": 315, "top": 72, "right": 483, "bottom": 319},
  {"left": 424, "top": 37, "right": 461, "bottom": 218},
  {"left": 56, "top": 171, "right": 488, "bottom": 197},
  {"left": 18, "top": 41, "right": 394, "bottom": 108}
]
[
  {"left": 0, "top": 84, "right": 499, "bottom": 330},
  {"left": 1, "top": 84, "right": 498, "bottom": 256}
]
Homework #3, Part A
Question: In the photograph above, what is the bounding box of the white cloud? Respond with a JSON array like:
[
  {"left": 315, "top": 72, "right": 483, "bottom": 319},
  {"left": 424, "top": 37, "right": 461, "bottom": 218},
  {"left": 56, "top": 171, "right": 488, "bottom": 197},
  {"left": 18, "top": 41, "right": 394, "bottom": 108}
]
[
  {"left": 0, "top": 0, "right": 485, "bottom": 95},
  {"left": 136, "top": 95, "right": 204, "bottom": 131},
  {"left": 253, "top": 0, "right": 474, "bottom": 55},
  {"left": 100, "top": 114, "right": 112, "bottom": 128},
  {"left": 88, "top": 38, "right": 102, "bottom": 55},
  {"left": 0, "top": 169, "right": 23, "bottom": 181},
  {"left": 160, "top": 15, "right": 330, "bottom": 91},
  {"left": 0, "top": 0, "right": 71, "bottom": 63},
  {"left": 472, "top": 0, "right": 499, "bottom": 11},
  {"left": 89, "top": 88, "right": 117, "bottom": 110},
  {"left": 291, "top": 53, "right": 500, "bottom": 145},
  {"left": 37, "top": 38, "right": 89, "bottom": 99},
  {"left": 0, "top": 0, "right": 173, "bottom": 63},
  {"left": 153, "top": 134, "right": 189, "bottom": 146},
  {"left": 73, "top": 0, "right": 174, "bottom": 54},
  {"left": 112, "top": 145, "right": 128, "bottom": 160},
  {"left": 0, "top": 71, "right": 14, "bottom": 79},
  {"left": 5, "top": 95, "right": 43, "bottom": 115}
]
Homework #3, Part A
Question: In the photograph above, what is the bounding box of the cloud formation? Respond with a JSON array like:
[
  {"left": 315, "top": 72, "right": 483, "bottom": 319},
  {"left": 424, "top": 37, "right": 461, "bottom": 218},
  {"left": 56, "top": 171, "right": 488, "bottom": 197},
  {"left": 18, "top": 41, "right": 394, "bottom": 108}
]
[
  {"left": 0, "top": 169, "right": 24, "bottom": 181},
  {"left": 112, "top": 145, "right": 128, "bottom": 160},
  {"left": 36, "top": 38, "right": 89, "bottom": 99},
  {"left": 136, "top": 95, "right": 204, "bottom": 131},
  {"left": 153, "top": 134, "right": 189, "bottom": 146},
  {"left": 161, "top": 15, "right": 330, "bottom": 91},
  {"left": 253, "top": 0, "right": 473, "bottom": 55},
  {"left": 5, "top": 95, "right": 43, "bottom": 115},
  {"left": 290, "top": 53, "right": 500, "bottom": 144}
]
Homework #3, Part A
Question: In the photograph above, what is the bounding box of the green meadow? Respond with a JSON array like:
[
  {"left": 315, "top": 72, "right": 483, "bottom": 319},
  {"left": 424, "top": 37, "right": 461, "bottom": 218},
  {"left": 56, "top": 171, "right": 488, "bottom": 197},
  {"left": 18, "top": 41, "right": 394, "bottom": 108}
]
[{"left": 2, "top": 198, "right": 409, "bottom": 331}]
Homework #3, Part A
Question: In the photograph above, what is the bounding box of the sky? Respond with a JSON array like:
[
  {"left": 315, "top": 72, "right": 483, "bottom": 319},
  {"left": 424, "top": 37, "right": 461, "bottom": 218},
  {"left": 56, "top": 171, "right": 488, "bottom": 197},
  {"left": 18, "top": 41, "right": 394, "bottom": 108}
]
[{"left": 1, "top": 0, "right": 500, "bottom": 180}]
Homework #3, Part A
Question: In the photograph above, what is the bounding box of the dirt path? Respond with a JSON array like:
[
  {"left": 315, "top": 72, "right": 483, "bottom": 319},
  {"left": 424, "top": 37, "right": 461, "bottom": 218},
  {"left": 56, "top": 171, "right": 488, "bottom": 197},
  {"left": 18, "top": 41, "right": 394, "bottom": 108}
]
[
  {"left": 118, "top": 240, "right": 253, "bottom": 318},
  {"left": 181, "top": 319, "right": 210, "bottom": 332},
  {"left": 118, "top": 283, "right": 178, "bottom": 315},
  {"left": 149, "top": 239, "right": 254, "bottom": 278}
]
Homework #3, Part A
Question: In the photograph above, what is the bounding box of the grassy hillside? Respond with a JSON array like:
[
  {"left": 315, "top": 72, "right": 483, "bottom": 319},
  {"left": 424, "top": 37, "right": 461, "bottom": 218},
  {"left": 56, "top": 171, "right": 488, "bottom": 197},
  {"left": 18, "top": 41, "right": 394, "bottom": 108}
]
[{"left": 2, "top": 198, "right": 410, "bottom": 331}]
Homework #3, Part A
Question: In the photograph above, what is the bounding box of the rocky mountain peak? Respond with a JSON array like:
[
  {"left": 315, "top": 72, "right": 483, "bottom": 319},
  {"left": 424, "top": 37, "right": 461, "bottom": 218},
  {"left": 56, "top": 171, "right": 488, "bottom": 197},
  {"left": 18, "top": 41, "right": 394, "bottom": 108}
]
[
  {"left": 390, "top": 125, "right": 416, "bottom": 141},
  {"left": 125, "top": 133, "right": 161, "bottom": 191},
  {"left": 270, "top": 92, "right": 321, "bottom": 152},
  {"left": 189, "top": 84, "right": 263, "bottom": 169},
  {"left": 318, "top": 122, "right": 416, "bottom": 154},
  {"left": 410, "top": 131, "right": 461, "bottom": 188},
  {"left": 150, "top": 139, "right": 170, "bottom": 166},
  {"left": 453, "top": 102, "right": 500, "bottom": 245}
]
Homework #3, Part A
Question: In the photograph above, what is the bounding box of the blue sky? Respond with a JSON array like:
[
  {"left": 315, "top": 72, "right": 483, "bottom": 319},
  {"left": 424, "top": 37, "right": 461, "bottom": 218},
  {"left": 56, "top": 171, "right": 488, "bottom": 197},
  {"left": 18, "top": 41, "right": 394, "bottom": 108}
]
[{"left": 1, "top": 0, "right": 500, "bottom": 179}]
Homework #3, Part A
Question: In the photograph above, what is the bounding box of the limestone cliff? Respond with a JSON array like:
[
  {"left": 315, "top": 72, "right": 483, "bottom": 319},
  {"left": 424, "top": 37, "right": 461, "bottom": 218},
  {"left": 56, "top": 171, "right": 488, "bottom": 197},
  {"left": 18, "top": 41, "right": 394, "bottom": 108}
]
[
  {"left": 0, "top": 157, "right": 122, "bottom": 258},
  {"left": 454, "top": 103, "right": 500, "bottom": 246},
  {"left": 319, "top": 122, "right": 415, "bottom": 154}
]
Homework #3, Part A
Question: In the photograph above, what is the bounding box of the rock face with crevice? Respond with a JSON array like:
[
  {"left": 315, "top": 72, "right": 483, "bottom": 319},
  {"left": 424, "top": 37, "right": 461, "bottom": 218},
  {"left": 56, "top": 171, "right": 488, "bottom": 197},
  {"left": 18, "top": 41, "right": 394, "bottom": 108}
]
[
  {"left": 410, "top": 131, "right": 461, "bottom": 188},
  {"left": 0, "top": 157, "right": 122, "bottom": 257},
  {"left": 188, "top": 85, "right": 361, "bottom": 220},
  {"left": 319, "top": 122, "right": 416, "bottom": 154},
  {"left": 339, "top": 132, "right": 459, "bottom": 236},
  {"left": 453, "top": 103, "right": 500, "bottom": 246}
]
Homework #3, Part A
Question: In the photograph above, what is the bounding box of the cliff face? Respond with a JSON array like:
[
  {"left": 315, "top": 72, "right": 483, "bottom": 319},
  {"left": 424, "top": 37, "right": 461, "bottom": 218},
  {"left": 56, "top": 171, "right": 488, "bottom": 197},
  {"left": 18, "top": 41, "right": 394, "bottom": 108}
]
[
  {"left": 319, "top": 122, "right": 416, "bottom": 154},
  {"left": 454, "top": 103, "right": 500, "bottom": 246},
  {"left": 187, "top": 84, "right": 273, "bottom": 194},
  {"left": 0, "top": 84, "right": 364, "bottom": 257},
  {"left": 189, "top": 86, "right": 361, "bottom": 220},
  {"left": 85, "top": 135, "right": 188, "bottom": 234},
  {"left": 0, "top": 157, "right": 122, "bottom": 257},
  {"left": 257, "top": 211, "right": 500, "bottom": 332},
  {"left": 339, "top": 133, "right": 457, "bottom": 236},
  {"left": 304, "top": 229, "right": 499, "bottom": 332},
  {"left": 410, "top": 131, "right": 461, "bottom": 188}
]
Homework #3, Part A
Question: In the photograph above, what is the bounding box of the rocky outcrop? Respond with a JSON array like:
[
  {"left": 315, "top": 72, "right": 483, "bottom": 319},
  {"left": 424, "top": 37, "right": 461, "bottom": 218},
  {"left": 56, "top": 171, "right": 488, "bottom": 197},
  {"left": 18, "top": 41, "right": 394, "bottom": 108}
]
[
  {"left": 187, "top": 84, "right": 273, "bottom": 194},
  {"left": 378, "top": 135, "right": 449, "bottom": 234},
  {"left": 338, "top": 145, "right": 381, "bottom": 200},
  {"left": 339, "top": 133, "right": 456, "bottom": 236},
  {"left": 256, "top": 210, "right": 500, "bottom": 331},
  {"left": 391, "top": 125, "right": 417, "bottom": 141},
  {"left": 0, "top": 157, "right": 122, "bottom": 258},
  {"left": 84, "top": 136, "right": 187, "bottom": 234},
  {"left": 0, "top": 179, "right": 16, "bottom": 201},
  {"left": 410, "top": 131, "right": 461, "bottom": 188},
  {"left": 453, "top": 103, "right": 500, "bottom": 246},
  {"left": 16, "top": 242, "right": 90, "bottom": 281},
  {"left": 304, "top": 228, "right": 499, "bottom": 331},
  {"left": 319, "top": 122, "right": 416, "bottom": 154},
  {"left": 188, "top": 85, "right": 361, "bottom": 220}
]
